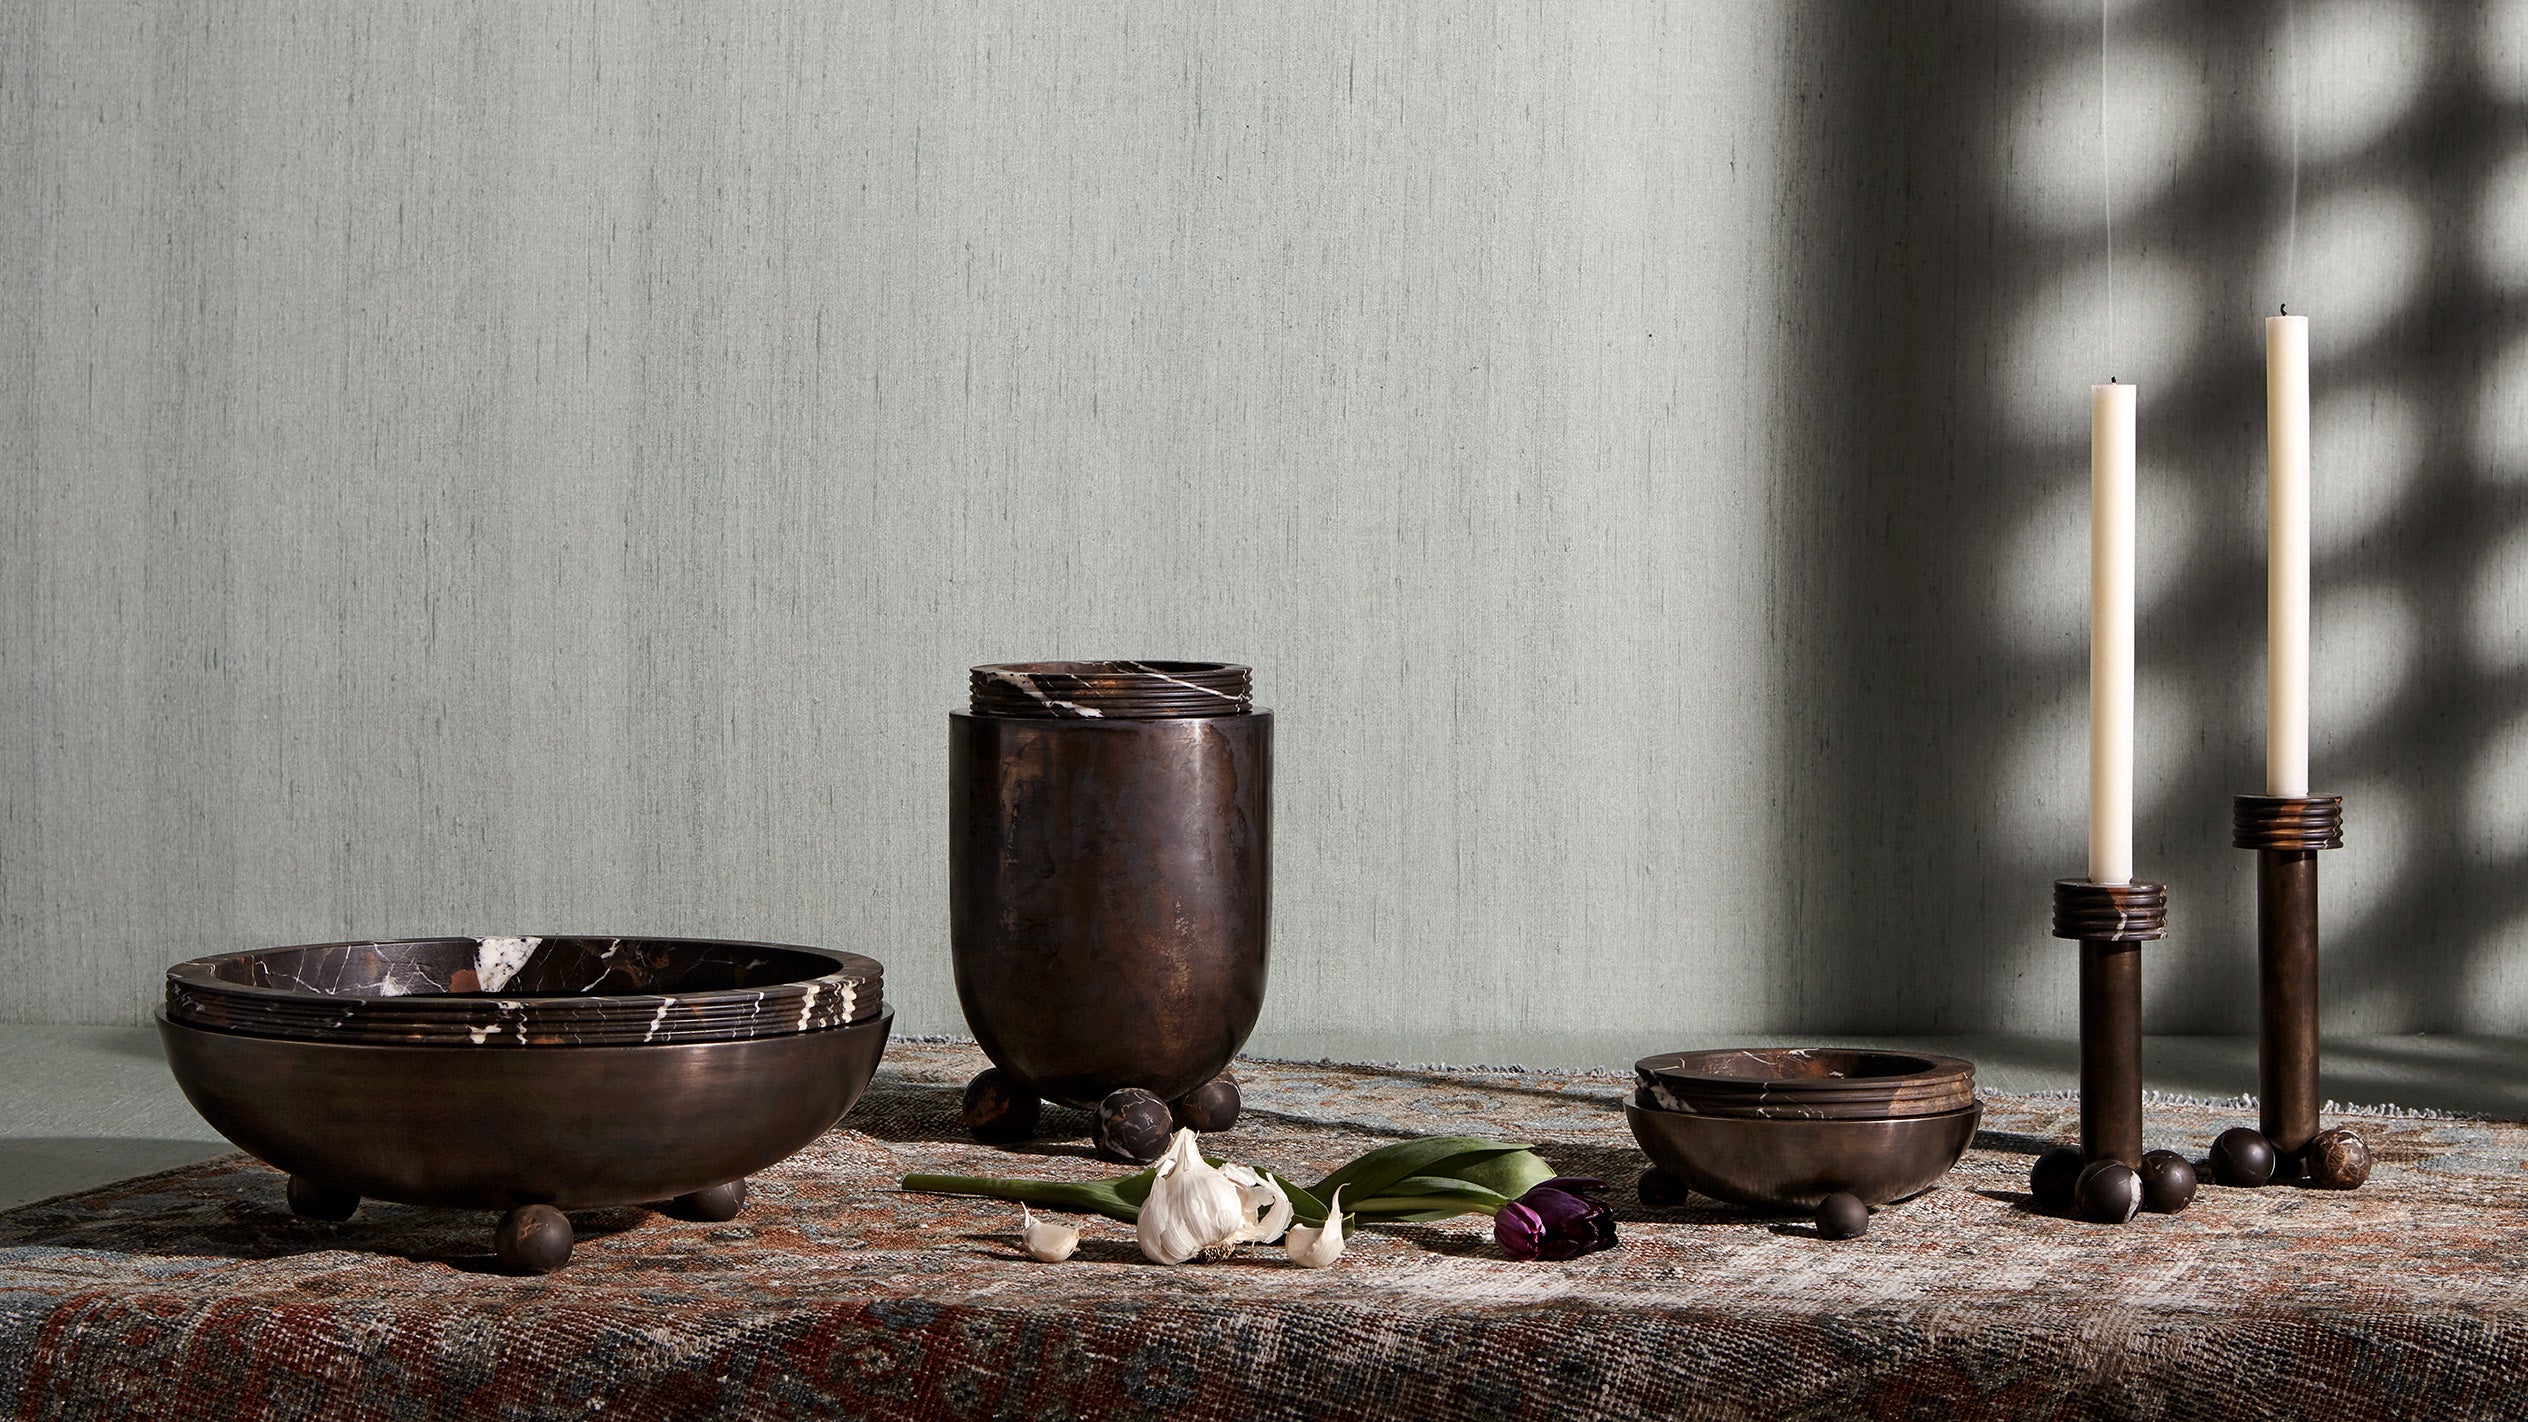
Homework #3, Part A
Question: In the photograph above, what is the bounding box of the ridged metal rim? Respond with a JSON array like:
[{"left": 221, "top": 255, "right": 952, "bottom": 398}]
[{"left": 2050, "top": 879, "right": 2169, "bottom": 941}]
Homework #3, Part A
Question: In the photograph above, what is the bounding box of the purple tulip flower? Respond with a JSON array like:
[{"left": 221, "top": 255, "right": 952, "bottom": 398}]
[{"left": 1494, "top": 1177, "right": 1618, "bottom": 1261}]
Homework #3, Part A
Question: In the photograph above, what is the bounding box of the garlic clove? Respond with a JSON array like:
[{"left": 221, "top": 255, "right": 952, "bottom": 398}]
[
  {"left": 1020, "top": 1205, "right": 1079, "bottom": 1263},
  {"left": 1222, "top": 1164, "right": 1293, "bottom": 1245},
  {"left": 1286, "top": 1187, "right": 1346, "bottom": 1268}
]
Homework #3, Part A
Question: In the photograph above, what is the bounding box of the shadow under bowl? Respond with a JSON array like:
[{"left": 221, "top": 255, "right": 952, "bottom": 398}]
[
  {"left": 158, "top": 1008, "right": 891, "bottom": 1210},
  {"left": 1624, "top": 1100, "right": 1982, "bottom": 1212}
]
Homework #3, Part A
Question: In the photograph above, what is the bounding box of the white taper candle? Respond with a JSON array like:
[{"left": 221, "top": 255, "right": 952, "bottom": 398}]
[
  {"left": 2090, "top": 382, "right": 2137, "bottom": 885},
  {"left": 2266, "top": 314, "right": 2311, "bottom": 797}
]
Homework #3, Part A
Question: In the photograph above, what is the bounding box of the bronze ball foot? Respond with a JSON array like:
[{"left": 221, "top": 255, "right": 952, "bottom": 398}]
[
  {"left": 1635, "top": 1166, "right": 1691, "bottom": 1210},
  {"left": 1171, "top": 1074, "right": 1241, "bottom": 1133},
  {"left": 673, "top": 1178, "right": 749, "bottom": 1222},
  {"left": 286, "top": 1175, "right": 359, "bottom": 1222},
  {"left": 962, "top": 1068, "right": 1041, "bottom": 1144},
  {"left": 1092, "top": 1088, "right": 1174, "bottom": 1164},
  {"left": 495, "top": 1204, "right": 573, "bottom": 1274},
  {"left": 2305, "top": 1127, "right": 2371, "bottom": 1189}
]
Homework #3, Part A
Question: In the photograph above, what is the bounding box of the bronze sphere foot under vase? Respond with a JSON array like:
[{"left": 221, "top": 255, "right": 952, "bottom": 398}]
[
  {"left": 2233, "top": 793, "right": 2362, "bottom": 1187},
  {"left": 949, "top": 662, "right": 1272, "bottom": 1166},
  {"left": 162, "top": 1009, "right": 892, "bottom": 1274},
  {"left": 961, "top": 1066, "right": 1244, "bottom": 1160},
  {"left": 2048, "top": 878, "right": 2167, "bottom": 1223}
]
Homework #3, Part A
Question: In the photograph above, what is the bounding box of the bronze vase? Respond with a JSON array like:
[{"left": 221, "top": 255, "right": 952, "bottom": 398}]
[{"left": 948, "top": 661, "right": 1270, "bottom": 1157}]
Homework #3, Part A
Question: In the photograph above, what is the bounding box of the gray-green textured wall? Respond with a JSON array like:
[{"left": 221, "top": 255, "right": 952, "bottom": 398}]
[{"left": 7, "top": 1, "right": 2525, "bottom": 1055}]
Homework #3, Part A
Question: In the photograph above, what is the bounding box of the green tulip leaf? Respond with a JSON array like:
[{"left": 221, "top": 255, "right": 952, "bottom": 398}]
[
  {"left": 1349, "top": 1177, "right": 1511, "bottom": 1219},
  {"left": 1307, "top": 1137, "right": 1533, "bottom": 1201},
  {"left": 1445, "top": 1148, "right": 1558, "bottom": 1202},
  {"left": 1263, "top": 1170, "right": 1331, "bottom": 1226}
]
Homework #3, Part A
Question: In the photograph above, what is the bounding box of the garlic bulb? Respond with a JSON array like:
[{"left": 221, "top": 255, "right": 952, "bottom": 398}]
[
  {"left": 1136, "top": 1128, "right": 1292, "bottom": 1264},
  {"left": 1020, "top": 1205, "right": 1078, "bottom": 1263},
  {"left": 1285, "top": 1186, "right": 1346, "bottom": 1268}
]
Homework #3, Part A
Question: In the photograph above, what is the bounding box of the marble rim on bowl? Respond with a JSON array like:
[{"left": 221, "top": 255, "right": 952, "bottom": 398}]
[{"left": 165, "top": 936, "right": 884, "bottom": 1045}]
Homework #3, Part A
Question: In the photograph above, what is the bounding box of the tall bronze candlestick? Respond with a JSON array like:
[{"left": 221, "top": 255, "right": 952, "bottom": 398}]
[
  {"left": 2051, "top": 878, "right": 2168, "bottom": 1167},
  {"left": 2233, "top": 794, "right": 2343, "bottom": 1175}
]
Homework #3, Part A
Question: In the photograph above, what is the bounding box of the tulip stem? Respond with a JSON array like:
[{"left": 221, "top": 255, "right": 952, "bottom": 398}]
[{"left": 899, "top": 1172, "right": 1148, "bottom": 1224}]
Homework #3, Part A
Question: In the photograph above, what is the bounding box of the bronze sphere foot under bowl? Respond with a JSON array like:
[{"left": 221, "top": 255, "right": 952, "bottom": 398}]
[
  {"left": 160, "top": 936, "right": 890, "bottom": 1273},
  {"left": 950, "top": 662, "right": 1271, "bottom": 1163},
  {"left": 1627, "top": 1048, "right": 1982, "bottom": 1212}
]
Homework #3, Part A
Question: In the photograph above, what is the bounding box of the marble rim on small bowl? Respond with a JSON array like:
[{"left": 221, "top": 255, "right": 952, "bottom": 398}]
[
  {"left": 1634, "top": 1047, "right": 1976, "bottom": 1121},
  {"left": 1631, "top": 1081, "right": 1979, "bottom": 1120},
  {"left": 1635, "top": 1047, "right": 1975, "bottom": 1092}
]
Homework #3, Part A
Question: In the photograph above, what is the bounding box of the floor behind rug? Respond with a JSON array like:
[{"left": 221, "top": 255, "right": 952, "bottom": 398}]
[{"left": 4, "top": 1041, "right": 2524, "bottom": 1421}]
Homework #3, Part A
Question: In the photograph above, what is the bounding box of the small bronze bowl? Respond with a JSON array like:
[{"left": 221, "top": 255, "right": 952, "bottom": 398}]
[
  {"left": 1625, "top": 1100, "right": 1981, "bottom": 1211},
  {"left": 1636, "top": 1048, "right": 1976, "bottom": 1120}
]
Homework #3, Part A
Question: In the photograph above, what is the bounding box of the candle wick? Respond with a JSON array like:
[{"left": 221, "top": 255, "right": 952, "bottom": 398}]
[{"left": 2279, "top": 304, "right": 2288, "bottom": 316}]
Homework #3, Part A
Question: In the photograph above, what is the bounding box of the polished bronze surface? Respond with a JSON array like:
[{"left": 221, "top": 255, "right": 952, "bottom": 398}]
[
  {"left": 1635, "top": 1048, "right": 1976, "bottom": 1120},
  {"left": 1814, "top": 1192, "right": 1868, "bottom": 1240},
  {"left": 496, "top": 1204, "right": 572, "bottom": 1274},
  {"left": 2072, "top": 1159, "right": 2142, "bottom": 1224},
  {"left": 1622, "top": 1101, "right": 1981, "bottom": 1212},
  {"left": 2234, "top": 794, "right": 2343, "bottom": 1170},
  {"left": 2138, "top": 1149, "right": 2198, "bottom": 1214},
  {"left": 286, "top": 1174, "right": 358, "bottom": 1221},
  {"left": 950, "top": 708, "right": 1270, "bottom": 1109},
  {"left": 2209, "top": 1125, "right": 2277, "bottom": 1187},
  {"left": 2078, "top": 940, "right": 2143, "bottom": 1166},
  {"left": 961, "top": 1067, "right": 1041, "bottom": 1144},
  {"left": 159, "top": 1009, "right": 890, "bottom": 1211},
  {"left": 2052, "top": 879, "right": 2166, "bottom": 1168},
  {"left": 1172, "top": 1075, "right": 1242, "bottom": 1133},
  {"left": 676, "top": 1178, "right": 749, "bottom": 1222},
  {"left": 2029, "top": 1146, "right": 2085, "bottom": 1213}
]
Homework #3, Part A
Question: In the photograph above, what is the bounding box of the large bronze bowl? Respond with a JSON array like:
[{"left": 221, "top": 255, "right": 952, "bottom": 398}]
[
  {"left": 160, "top": 1009, "right": 890, "bottom": 1270},
  {"left": 949, "top": 711, "right": 1270, "bottom": 1109}
]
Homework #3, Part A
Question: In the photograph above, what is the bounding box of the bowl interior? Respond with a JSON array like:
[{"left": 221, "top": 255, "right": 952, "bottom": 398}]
[
  {"left": 1639, "top": 1047, "right": 1970, "bottom": 1089},
  {"left": 194, "top": 937, "right": 868, "bottom": 1001}
]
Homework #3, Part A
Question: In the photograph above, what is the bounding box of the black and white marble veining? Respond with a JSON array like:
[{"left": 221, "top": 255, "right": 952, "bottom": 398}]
[
  {"left": 967, "top": 661, "right": 1254, "bottom": 719},
  {"left": 981, "top": 667, "right": 1109, "bottom": 718},
  {"left": 166, "top": 937, "right": 883, "bottom": 1048}
]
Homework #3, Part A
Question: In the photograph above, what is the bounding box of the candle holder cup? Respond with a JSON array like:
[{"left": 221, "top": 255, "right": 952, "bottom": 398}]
[
  {"left": 2051, "top": 878, "right": 2168, "bottom": 1172},
  {"left": 2233, "top": 794, "right": 2343, "bottom": 1180}
]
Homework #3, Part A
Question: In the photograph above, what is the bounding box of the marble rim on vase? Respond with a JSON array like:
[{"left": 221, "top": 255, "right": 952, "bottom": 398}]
[{"left": 968, "top": 660, "right": 1253, "bottom": 719}]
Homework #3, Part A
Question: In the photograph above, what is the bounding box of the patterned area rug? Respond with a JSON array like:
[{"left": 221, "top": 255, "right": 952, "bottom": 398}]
[{"left": 4, "top": 1041, "right": 2525, "bottom": 1421}]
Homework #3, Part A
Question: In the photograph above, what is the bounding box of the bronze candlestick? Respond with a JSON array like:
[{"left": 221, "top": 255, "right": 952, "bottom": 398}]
[
  {"left": 2233, "top": 793, "right": 2343, "bottom": 1176},
  {"left": 2051, "top": 878, "right": 2168, "bottom": 1167}
]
